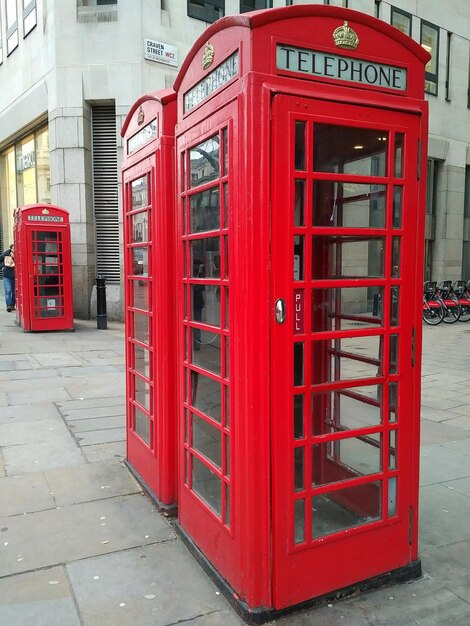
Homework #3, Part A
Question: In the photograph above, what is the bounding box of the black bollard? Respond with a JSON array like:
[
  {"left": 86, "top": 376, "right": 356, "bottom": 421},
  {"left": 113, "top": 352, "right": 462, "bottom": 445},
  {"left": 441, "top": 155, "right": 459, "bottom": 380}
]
[{"left": 96, "top": 275, "right": 108, "bottom": 329}]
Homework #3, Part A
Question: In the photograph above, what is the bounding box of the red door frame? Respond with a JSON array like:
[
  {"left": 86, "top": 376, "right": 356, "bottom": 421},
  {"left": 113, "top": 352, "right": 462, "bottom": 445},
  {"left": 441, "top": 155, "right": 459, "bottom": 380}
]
[
  {"left": 121, "top": 91, "right": 178, "bottom": 509},
  {"left": 271, "top": 95, "right": 425, "bottom": 608}
]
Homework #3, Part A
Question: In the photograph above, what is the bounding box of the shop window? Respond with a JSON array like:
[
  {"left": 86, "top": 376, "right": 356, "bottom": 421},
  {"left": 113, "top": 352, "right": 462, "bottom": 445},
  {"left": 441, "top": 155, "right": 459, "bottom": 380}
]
[
  {"left": 421, "top": 20, "right": 439, "bottom": 96},
  {"left": 445, "top": 32, "right": 452, "bottom": 102},
  {"left": 188, "top": 0, "right": 224, "bottom": 24},
  {"left": 23, "top": 0, "right": 37, "bottom": 36},
  {"left": 77, "top": 0, "right": 118, "bottom": 22},
  {"left": 6, "top": 0, "right": 19, "bottom": 55},
  {"left": 391, "top": 6, "right": 412, "bottom": 37},
  {"left": 240, "top": 0, "right": 272, "bottom": 12}
]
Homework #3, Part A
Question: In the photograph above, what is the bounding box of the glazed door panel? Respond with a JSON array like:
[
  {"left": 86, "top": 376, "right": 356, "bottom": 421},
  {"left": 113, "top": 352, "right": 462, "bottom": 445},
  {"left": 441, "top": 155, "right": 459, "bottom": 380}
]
[{"left": 271, "top": 95, "right": 421, "bottom": 608}]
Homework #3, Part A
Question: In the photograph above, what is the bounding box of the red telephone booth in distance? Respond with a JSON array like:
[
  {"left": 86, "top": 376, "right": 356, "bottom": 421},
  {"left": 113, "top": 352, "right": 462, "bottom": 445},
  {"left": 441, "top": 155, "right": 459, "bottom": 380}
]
[
  {"left": 14, "top": 204, "right": 73, "bottom": 332},
  {"left": 121, "top": 89, "right": 178, "bottom": 510},
  {"left": 174, "top": 5, "right": 429, "bottom": 620}
]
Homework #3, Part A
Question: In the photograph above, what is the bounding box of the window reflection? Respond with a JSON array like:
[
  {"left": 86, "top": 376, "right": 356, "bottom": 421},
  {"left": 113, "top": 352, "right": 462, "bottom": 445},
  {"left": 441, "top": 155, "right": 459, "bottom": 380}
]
[
  {"left": 312, "top": 335, "right": 382, "bottom": 385},
  {"left": 313, "top": 182, "right": 386, "bottom": 228},
  {"left": 190, "top": 135, "right": 220, "bottom": 188},
  {"left": 314, "top": 124, "right": 388, "bottom": 176},
  {"left": 132, "top": 211, "right": 148, "bottom": 242},
  {"left": 311, "top": 286, "right": 383, "bottom": 331},
  {"left": 131, "top": 176, "right": 148, "bottom": 209},
  {"left": 190, "top": 188, "right": 220, "bottom": 232},
  {"left": 312, "top": 236, "right": 384, "bottom": 279}
]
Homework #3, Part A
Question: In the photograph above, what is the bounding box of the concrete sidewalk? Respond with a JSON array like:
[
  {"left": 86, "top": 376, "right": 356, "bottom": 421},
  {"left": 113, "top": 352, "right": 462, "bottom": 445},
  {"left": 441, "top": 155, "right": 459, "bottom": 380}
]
[{"left": 1, "top": 298, "right": 470, "bottom": 625}]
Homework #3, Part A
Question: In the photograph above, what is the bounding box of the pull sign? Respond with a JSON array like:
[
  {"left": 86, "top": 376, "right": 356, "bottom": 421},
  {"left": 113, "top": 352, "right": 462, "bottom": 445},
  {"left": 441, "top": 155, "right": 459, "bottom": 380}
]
[
  {"left": 294, "top": 289, "right": 304, "bottom": 334},
  {"left": 275, "top": 299, "right": 286, "bottom": 324}
]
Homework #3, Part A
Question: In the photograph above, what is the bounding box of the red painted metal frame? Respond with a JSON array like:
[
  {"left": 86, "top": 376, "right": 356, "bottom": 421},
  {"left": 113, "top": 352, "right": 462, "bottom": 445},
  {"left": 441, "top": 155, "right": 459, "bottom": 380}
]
[
  {"left": 173, "top": 4, "right": 429, "bottom": 615},
  {"left": 121, "top": 89, "right": 178, "bottom": 509},
  {"left": 14, "top": 204, "right": 74, "bottom": 332}
]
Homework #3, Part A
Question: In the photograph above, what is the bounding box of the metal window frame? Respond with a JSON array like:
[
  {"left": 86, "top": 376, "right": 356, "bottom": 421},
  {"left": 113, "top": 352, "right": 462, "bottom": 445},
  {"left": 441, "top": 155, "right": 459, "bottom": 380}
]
[
  {"left": 391, "top": 6, "right": 412, "bottom": 37},
  {"left": 187, "top": 0, "right": 225, "bottom": 24},
  {"left": 23, "top": 0, "right": 37, "bottom": 37},
  {"left": 240, "top": 0, "right": 272, "bottom": 13},
  {"left": 420, "top": 19, "right": 440, "bottom": 96}
]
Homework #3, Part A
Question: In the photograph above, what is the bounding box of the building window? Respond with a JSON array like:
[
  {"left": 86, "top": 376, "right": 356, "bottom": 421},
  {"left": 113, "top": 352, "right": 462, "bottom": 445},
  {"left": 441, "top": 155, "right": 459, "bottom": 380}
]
[
  {"left": 77, "top": 0, "right": 118, "bottom": 22},
  {"left": 286, "top": 0, "right": 293, "bottom": 5},
  {"left": 445, "top": 32, "right": 452, "bottom": 102},
  {"left": 421, "top": 20, "right": 439, "bottom": 96},
  {"left": 6, "top": 0, "right": 19, "bottom": 55},
  {"left": 188, "top": 0, "right": 224, "bottom": 24},
  {"left": 391, "top": 6, "right": 412, "bottom": 37},
  {"left": 23, "top": 0, "right": 37, "bottom": 36},
  {"left": 424, "top": 159, "right": 439, "bottom": 281},
  {"left": 240, "top": 0, "right": 272, "bottom": 12}
]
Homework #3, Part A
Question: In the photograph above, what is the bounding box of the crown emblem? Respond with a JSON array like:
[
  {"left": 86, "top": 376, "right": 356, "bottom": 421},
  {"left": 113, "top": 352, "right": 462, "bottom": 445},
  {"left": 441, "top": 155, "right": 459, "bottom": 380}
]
[
  {"left": 333, "top": 21, "right": 359, "bottom": 50},
  {"left": 42, "top": 208, "right": 50, "bottom": 215},
  {"left": 202, "top": 42, "right": 214, "bottom": 70},
  {"left": 137, "top": 105, "right": 145, "bottom": 126}
]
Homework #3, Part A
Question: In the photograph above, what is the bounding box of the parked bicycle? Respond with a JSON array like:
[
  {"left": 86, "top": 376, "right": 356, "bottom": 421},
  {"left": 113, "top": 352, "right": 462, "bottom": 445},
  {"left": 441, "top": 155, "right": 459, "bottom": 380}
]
[
  {"left": 423, "top": 281, "right": 444, "bottom": 325},
  {"left": 453, "top": 280, "right": 470, "bottom": 322}
]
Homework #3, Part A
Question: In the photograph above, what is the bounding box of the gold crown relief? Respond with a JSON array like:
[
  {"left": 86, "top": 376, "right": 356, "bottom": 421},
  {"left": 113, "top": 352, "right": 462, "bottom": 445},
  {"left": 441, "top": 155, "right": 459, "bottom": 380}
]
[
  {"left": 137, "top": 105, "right": 145, "bottom": 126},
  {"left": 333, "top": 21, "right": 359, "bottom": 50},
  {"left": 42, "top": 208, "right": 50, "bottom": 215},
  {"left": 202, "top": 42, "right": 214, "bottom": 70}
]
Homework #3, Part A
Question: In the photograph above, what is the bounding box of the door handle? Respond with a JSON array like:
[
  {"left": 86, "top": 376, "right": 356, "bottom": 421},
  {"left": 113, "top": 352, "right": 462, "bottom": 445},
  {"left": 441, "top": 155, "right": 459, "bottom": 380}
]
[{"left": 275, "top": 298, "right": 286, "bottom": 324}]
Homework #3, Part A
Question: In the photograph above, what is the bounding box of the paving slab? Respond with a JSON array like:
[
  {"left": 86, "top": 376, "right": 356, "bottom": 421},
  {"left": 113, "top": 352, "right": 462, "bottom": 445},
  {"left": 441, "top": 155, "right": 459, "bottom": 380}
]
[
  {"left": 60, "top": 405, "right": 125, "bottom": 421},
  {"left": 0, "top": 473, "right": 56, "bottom": 516},
  {"left": 6, "top": 387, "right": 71, "bottom": 405},
  {"left": 0, "top": 494, "right": 172, "bottom": 577},
  {"left": 420, "top": 418, "right": 470, "bottom": 446},
  {"left": 2, "top": 438, "right": 84, "bottom": 475},
  {"left": 81, "top": 441, "right": 126, "bottom": 463},
  {"left": 419, "top": 483, "right": 470, "bottom": 550},
  {"left": 73, "top": 427, "right": 126, "bottom": 446},
  {"left": 57, "top": 397, "right": 125, "bottom": 412},
  {"left": 0, "top": 449, "right": 5, "bottom": 478},
  {"left": 30, "top": 352, "right": 84, "bottom": 367},
  {"left": 44, "top": 459, "right": 140, "bottom": 506},
  {"left": 421, "top": 539, "right": 470, "bottom": 601},
  {"left": 0, "top": 417, "right": 71, "bottom": 447},
  {"left": 420, "top": 443, "right": 470, "bottom": 486},
  {"left": 67, "top": 541, "right": 229, "bottom": 626},
  {"left": 0, "top": 402, "right": 61, "bottom": 424},
  {"left": 0, "top": 566, "right": 81, "bottom": 626},
  {"left": 68, "top": 416, "right": 124, "bottom": 431}
]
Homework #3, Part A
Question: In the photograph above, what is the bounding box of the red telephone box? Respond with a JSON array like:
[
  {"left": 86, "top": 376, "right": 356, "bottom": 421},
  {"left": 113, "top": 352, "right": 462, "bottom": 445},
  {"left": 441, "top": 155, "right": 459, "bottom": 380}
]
[
  {"left": 14, "top": 204, "right": 74, "bottom": 332},
  {"left": 173, "top": 6, "right": 429, "bottom": 620},
  {"left": 121, "top": 89, "right": 178, "bottom": 510}
]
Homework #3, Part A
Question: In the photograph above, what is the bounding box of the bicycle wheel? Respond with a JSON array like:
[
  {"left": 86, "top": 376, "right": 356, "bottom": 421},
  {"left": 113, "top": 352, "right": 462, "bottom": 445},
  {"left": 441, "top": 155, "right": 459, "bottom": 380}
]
[
  {"left": 423, "top": 302, "right": 444, "bottom": 325},
  {"left": 458, "top": 303, "right": 470, "bottom": 322},
  {"left": 442, "top": 302, "right": 461, "bottom": 323}
]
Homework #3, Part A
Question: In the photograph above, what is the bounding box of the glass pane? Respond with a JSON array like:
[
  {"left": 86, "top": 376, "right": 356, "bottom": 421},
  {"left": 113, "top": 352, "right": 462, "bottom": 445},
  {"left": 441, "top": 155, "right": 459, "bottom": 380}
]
[
  {"left": 393, "top": 186, "right": 403, "bottom": 228},
  {"left": 312, "top": 236, "right": 384, "bottom": 279},
  {"left": 192, "top": 456, "right": 221, "bottom": 515},
  {"left": 135, "top": 376, "right": 150, "bottom": 411},
  {"left": 294, "top": 342, "right": 304, "bottom": 386},
  {"left": 134, "top": 406, "right": 150, "bottom": 445},
  {"left": 311, "top": 335, "right": 383, "bottom": 385},
  {"left": 392, "top": 238, "right": 401, "bottom": 277},
  {"left": 132, "top": 280, "right": 149, "bottom": 311},
  {"left": 311, "top": 286, "right": 383, "bottom": 331},
  {"left": 389, "top": 382, "right": 398, "bottom": 423},
  {"left": 191, "top": 329, "right": 221, "bottom": 375},
  {"left": 190, "top": 135, "right": 220, "bottom": 188},
  {"left": 388, "top": 477, "right": 397, "bottom": 516},
  {"left": 390, "top": 286, "right": 400, "bottom": 326},
  {"left": 313, "top": 182, "right": 386, "bottom": 228},
  {"left": 312, "top": 481, "right": 382, "bottom": 538},
  {"left": 312, "top": 434, "right": 381, "bottom": 488},
  {"left": 294, "top": 180, "right": 305, "bottom": 226},
  {"left": 389, "top": 430, "right": 397, "bottom": 469},
  {"left": 132, "top": 211, "right": 148, "bottom": 242},
  {"left": 192, "top": 414, "right": 221, "bottom": 467},
  {"left": 133, "top": 312, "right": 149, "bottom": 345},
  {"left": 191, "top": 284, "right": 220, "bottom": 327},
  {"left": 294, "top": 236, "right": 304, "bottom": 280},
  {"left": 294, "top": 395, "right": 304, "bottom": 439},
  {"left": 390, "top": 334, "right": 399, "bottom": 374},
  {"left": 294, "top": 499, "right": 305, "bottom": 544},
  {"left": 131, "top": 177, "right": 148, "bottom": 209},
  {"left": 132, "top": 247, "right": 148, "bottom": 276},
  {"left": 225, "top": 386, "right": 230, "bottom": 429},
  {"left": 224, "top": 184, "right": 229, "bottom": 230},
  {"left": 225, "top": 435, "right": 230, "bottom": 476},
  {"left": 225, "top": 483, "right": 230, "bottom": 527},
  {"left": 394, "top": 133, "right": 404, "bottom": 177},
  {"left": 295, "top": 121, "right": 306, "bottom": 171},
  {"left": 191, "top": 373, "right": 221, "bottom": 422},
  {"left": 294, "top": 447, "right": 304, "bottom": 491},
  {"left": 311, "top": 385, "right": 382, "bottom": 436},
  {"left": 314, "top": 124, "right": 388, "bottom": 177},
  {"left": 224, "top": 336, "right": 230, "bottom": 379},
  {"left": 224, "top": 287, "right": 229, "bottom": 329},
  {"left": 222, "top": 127, "right": 228, "bottom": 176},
  {"left": 190, "top": 188, "right": 220, "bottom": 232},
  {"left": 190, "top": 238, "right": 220, "bottom": 276},
  {"left": 134, "top": 344, "right": 150, "bottom": 378}
]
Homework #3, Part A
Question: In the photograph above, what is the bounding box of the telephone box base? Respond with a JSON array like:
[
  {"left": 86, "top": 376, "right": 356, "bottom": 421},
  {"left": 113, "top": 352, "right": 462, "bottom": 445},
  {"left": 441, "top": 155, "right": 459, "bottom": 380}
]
[
  {"left": 176, "top": 521, "right": 421, "bottom": 625},
  {"left": 124, "top": 460, "right": 177, "bottom": 517}
]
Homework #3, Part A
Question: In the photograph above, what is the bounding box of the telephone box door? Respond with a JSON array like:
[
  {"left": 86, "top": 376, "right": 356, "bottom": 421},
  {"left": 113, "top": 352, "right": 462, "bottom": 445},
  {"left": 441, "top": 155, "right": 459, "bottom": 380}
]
[{"left": 271, "top": 95, "right": 423, "bottom": 608}]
